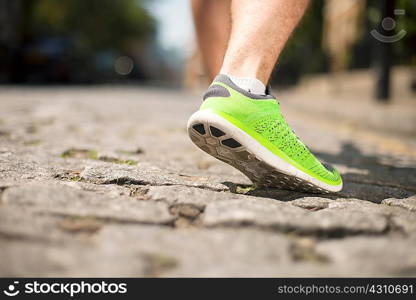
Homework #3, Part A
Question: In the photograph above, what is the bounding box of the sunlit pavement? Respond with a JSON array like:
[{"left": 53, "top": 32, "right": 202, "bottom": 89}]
[{"left": 0, "top": 84, "right": 415, "bottom": 276}]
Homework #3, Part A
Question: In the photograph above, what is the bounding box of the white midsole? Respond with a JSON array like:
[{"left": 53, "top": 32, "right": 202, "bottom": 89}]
[{"left": 187, "top": 110, "right": 342, "bottom": 192}]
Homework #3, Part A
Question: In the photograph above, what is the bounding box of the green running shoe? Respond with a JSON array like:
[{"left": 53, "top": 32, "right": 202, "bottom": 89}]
[{"left": 187, "top": 74, "right": 343, "bottom": 193}]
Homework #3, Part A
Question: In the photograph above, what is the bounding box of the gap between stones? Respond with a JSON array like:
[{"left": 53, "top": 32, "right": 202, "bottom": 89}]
[{"left": 95, "top": 177, "right": 229, "bottom": 193}]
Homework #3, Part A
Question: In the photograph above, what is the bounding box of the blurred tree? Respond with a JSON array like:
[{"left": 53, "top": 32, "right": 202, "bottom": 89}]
[
  {"left": 1, "top": 0, "right": 156, "bottom": 83},
  {"left": 29, "top": 0, "right": 155, "bottom": 52}
]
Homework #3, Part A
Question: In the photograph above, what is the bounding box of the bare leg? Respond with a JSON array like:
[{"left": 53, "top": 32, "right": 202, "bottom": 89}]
[
  {"left": 221, "top": 0, "right": 310, "bottom": 85},
  {"left": 191, "top": 0, "right": 231, "bottom": 81}
]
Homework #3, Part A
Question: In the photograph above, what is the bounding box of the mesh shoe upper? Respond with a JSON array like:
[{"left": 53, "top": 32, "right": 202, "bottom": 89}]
[{"left": 200, "top": 75, "right": 342, "bottom": 186}]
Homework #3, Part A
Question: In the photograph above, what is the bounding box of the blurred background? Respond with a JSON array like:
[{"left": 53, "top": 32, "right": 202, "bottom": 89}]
[{"left": 0, "top": 0, "right": 415, "bottom": 101}]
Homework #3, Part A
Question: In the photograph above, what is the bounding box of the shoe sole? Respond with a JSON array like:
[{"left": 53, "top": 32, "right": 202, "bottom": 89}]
[{"left": 187, "top": 110, "right": 342, "bottom": 193}]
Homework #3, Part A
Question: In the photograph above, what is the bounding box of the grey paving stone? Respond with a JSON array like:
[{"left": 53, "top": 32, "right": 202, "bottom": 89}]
[
  {"left": 382, "top": 196, "right": 416, "bottom": 212},
  {"left": 315, "top": 236, "right": 416, "bottom": 276},
  {"left": 2, "top": 184, "right": 174, "bottom": 225},
  {"left": 202, "top": 197, "right": 389, "bottom": 235}
]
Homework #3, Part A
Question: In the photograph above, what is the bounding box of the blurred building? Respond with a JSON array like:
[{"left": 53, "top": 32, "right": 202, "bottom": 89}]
[{"left": 0, "top": 0, "right": 179, "bottom": 84}]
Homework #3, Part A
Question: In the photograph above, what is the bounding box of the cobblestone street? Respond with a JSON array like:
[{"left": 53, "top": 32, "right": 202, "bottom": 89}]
[{"left": 0, "top": 84, "right": 415, "bottom": 276}]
